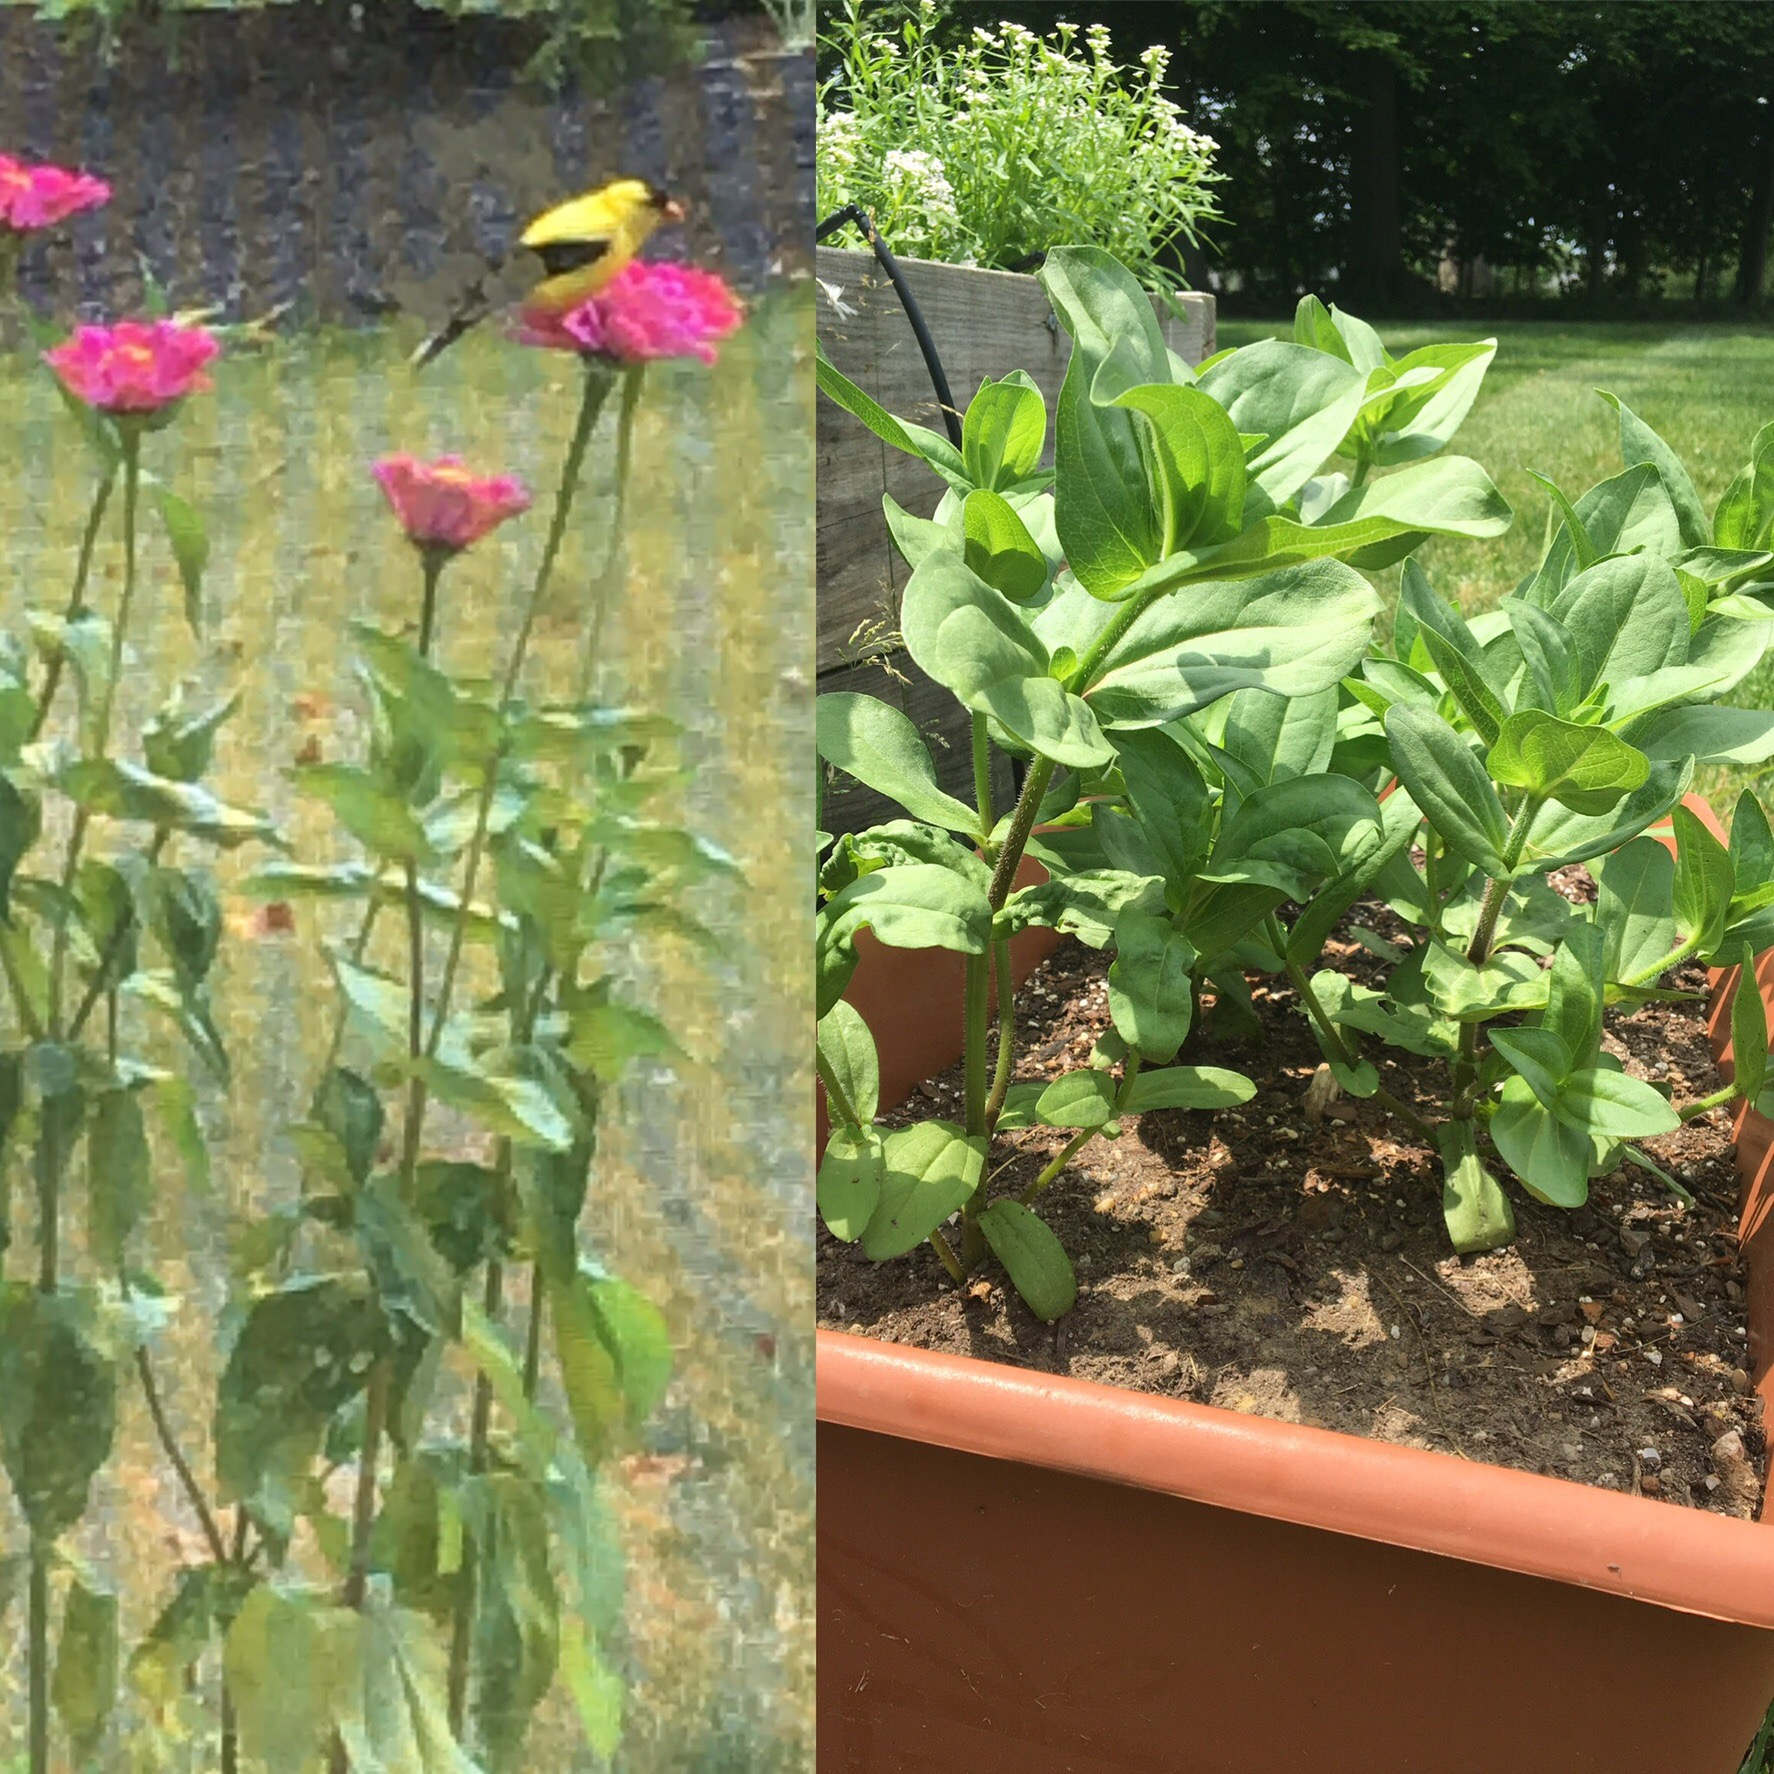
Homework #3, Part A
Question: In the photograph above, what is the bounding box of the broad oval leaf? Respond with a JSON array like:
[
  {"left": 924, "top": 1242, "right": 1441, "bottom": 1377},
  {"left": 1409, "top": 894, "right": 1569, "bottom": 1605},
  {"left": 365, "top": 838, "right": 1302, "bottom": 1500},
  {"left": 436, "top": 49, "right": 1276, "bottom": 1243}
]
[
  {"left": 860, "top": 1120, "right": 986, "bottom": 1260},
  {"left": 1123, "top": 1065, "right": 1256, "bottom": 1112},
  {"left": 1487, "top": 709, "right": 1649, "bottom": 815},
  {"left": 815, "top": 693, "right": 980, "bottom": 835},
  {"left": 977, "top": 1199, "right": 1077, "bottom": 1322}
]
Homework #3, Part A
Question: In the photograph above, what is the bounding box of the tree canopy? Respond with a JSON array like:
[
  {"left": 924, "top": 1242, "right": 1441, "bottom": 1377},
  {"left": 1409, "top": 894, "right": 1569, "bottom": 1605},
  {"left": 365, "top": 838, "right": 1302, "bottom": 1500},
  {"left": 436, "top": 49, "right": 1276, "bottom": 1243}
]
[{"left": 969, "top": 1, "right": 1774, "bottom": 309}]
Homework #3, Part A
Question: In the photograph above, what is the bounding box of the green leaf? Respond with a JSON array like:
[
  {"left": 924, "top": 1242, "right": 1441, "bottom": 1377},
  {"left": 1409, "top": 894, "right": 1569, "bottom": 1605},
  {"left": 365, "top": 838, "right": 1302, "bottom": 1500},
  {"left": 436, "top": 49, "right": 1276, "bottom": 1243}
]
[
  {"left": 1040, "top": 247, "right": 1171, "bottom": 595},
  {"left": 1674, "top": 802, "right": 1735, "bottom": 962},
  {"left": 1547, "top": 553, "right": 1689, "bottom": 695},
  {"left": 30, "top": 608, "right": 113, "bottom": 754},
  {"left": 902, "top": 548, "right": 1111, "bottom": 768},
  {"left": 215, "top": 1276, "right": 386, "bottom": 1538},
  {"left": 1439, "top": 1119, "right": 1516, "bottom": 1252},
  {"left": 1421, "top": 940, "right": 1546, "bottom": 1020},
  {"left": 1595, "top": 838, "right": 1679, "bottom": 986},
  {"left": 563, "top": 991, "right": 684, "bottom": 1086},
  {"left": 1198, "top": 337, "right": 1368, "bottom": 514},
  {"left": 580, "top": 1269, "right": 673, "bottom": 1429},
  {"left": 817, "top": 999, "right": 879, "bottom": 1128},
  {"left": 860, "top": 1120, "right": 985, "bottom": 1260},
  {"left": 89, "top": 1086, "right": 151, "bottom": 1271},
  {"left": 148, "top": 481, "right": 209, "bottom": 635},
  {"left": 1491, "top": 1078, "right": 1592, "bottom": 1208},
  {"left": 142, "top": 689, "right": 240, "bottom": 783},
  {"left": 356, "top": 1176, "right": 462, "bottom": 1339},
  {"left": 1487, "top": 709, "right": 1649, "bottom": 815},
  {"left": 561, "top": 1618, "right": 624, "bottom": 1761},
  {"left": 0, "top": 776, "right": 41, "bottom": 922},
  {"left": 1630, "top": 705, "right": 1774, "bottom": 769},
  {"left": 1123, "top": 1065, "right": 1255, "bottom": 1112},
  {"left": 0, "top": 1286, "right": 117, "bottom": 1539},
  {"left": 1489, "top": 1027, "right": 1572, "bottom": 1109},
  {"left": 1554, "top": 1069, "right": 1681, "bottom": 1141},
  {"left": 224, "top": 1584, "right": 359, "bottom": 1772},
  {"left": 977, "top": 1199, "right": 1077, "bottom": 1322},
  {"left": 1109, "top": 381, "right": 1247, "bottom": 552},
  {"left": 1107, "top": 908, "right": 1195, "bottom": 1063},
  {"left": 63, "top": 759, "right": 283, "bottom": 850},
  {"left": 1202, "top": 773, "right": 1384, "bottom": 899},
  {"left": 1517, "top": 759, "right": 1693, "bottom": 874},
  {"left": 962, "top": 371, "right": 1047, "bottom": 492},
  {"left": 314, "top": 1065, "right": 384, "bottom": 1188},
  {"left": 1113, "top": 727, "right": 1211, "bottom": 888},
  {"left": 293, "top": 763, "right": 438, "bottom": 864},
  {"left": 1082, "top": 560, "right": 1381, "bottom": 727},
  {"left": 1218, "top": 684, "right": 1338, "bottom": 787},
  {"left": 1001, "top": 869, "right": 1165, "bottom": 950},
  {"left": 818, "top": 1125, "right": 883, "bottom": 1242},
  {"left": 1035, "top": 1069, "right": 1119, "bottom": 1129},
  {"left": 1600, "top": 392, "right": 1710, "bottom": 552},
  {"left": 53, "top": 1575, "right": 119, "bottom": 1765},
  {"left": 1370, "top": 339, "right": 1496, "bottom": 466},
  {"left": 550, "top": 1269, "right": 631, "bottom": 1465},
  {"left": 816, "top": 338, "right": 969, "bottom": 490},
  {"left": 815, "top": 692, "right": 981, "bottom": 835},
  {"left": 1542, "top": 923, "right": 1607, "bottom": 1067},
  {"left": 1731, "top": 944, "right": 1769, "bottom": 1102},
  {"left": 1382, "top": 703, "right": 1510, "bottom": 876},
  {"left": 962, "top": 488, "right": 1050, "bottom": 603},
  {"left": 817, "top": 864, "right": 992, "bottom": 1018}
]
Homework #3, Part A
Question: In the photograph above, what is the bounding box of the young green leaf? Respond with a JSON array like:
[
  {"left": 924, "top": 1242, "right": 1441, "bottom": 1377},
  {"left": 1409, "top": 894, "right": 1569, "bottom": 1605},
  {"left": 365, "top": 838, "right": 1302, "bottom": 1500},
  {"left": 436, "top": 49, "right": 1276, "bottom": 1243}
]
[
  {"left": 53, "top": 1575, "right": 119, "bottom": 1766},
  {"left": 860, "top": 1120, "right": 985, "bottom": 1259},
  {"left": 961, "top": 488, "right": 1050, "bottom": 603},
  {"left": 1553, "top": 1068, "right": 1681, "bottom": 1142},
  {"left": 962, "top": 372, "right": 1047, "bottom": 491},
  {"left": 1488, "top": 1027, "right": 1573, "bottom": 1109},
  {"left": 1731, "top": 944, "right": 1770, "bottom": 1102},
  {"left": 1382, "top": 703, "right": 1511, "bottom": 876},
  {"left": 977, "top": 1199, "right": 1077, "bottom": 1321},
  {"left": 1123, "top": 1065, "right": 1256, "bottom": 1112},
  {"left": 1486, "top": 709, "right": 1649, "bottom": 815},
  {"left": 1595, "top": 838, "right": 1679, "bottom": 986},
  {"left": 1035, "top": 1069, "right": 1119, "bottom": 1129},
  {"left": 818, "top": 999, "right": 880, "bottom": 1128},
  {"left": 1599, "top": 391, "right": 1710, "bottom": 552},
  {"left": 818, "top": 1126, "right": 883, "bottom": 1242},
  {"left": 1490, "top": 1078, "right": 1591, "bottom": 1208},
  {"left": 1439, "top": 1119, "right": 1516, "bottom": 1252},
  {"left": 1106, "top": 909, "right": 1196, "bottom": 1062},
  {"left": 1673, "top": 802, "right": 1735, "bottom": 961},
  {"left": 816, "top": 338, "right": 969, "bottom": 489}
]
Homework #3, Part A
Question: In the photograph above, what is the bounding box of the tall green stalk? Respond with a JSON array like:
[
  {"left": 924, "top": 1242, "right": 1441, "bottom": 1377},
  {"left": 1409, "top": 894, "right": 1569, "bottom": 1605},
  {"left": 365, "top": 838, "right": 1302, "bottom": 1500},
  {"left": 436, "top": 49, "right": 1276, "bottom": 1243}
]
[{"left": 577, "top": 361, "right": 645, "bottom": 701}]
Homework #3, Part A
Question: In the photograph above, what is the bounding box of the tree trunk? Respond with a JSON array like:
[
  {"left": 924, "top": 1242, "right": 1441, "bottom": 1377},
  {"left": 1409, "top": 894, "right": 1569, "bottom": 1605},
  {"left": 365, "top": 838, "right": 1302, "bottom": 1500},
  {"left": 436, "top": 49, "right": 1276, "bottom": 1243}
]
[
  {"left": 1736, "top": 127, "right": 1774, "bottom": 306},
  {"left": 1345, "top": 51, "right": 1401, "bottom": 308}
]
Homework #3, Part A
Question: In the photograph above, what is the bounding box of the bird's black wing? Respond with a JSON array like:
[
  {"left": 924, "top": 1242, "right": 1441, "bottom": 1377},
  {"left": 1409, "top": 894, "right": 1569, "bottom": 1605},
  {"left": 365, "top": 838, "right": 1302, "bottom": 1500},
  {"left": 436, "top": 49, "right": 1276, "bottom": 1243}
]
[{"left": 532, "top": 239, "right": 611, "bottom": 278}]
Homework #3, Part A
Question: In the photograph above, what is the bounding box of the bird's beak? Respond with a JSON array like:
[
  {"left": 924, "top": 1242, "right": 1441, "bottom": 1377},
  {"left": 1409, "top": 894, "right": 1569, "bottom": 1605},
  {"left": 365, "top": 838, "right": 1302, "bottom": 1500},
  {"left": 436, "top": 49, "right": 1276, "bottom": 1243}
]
[{"left": 663, "top": 198, "right": 687, "bottom": 224}]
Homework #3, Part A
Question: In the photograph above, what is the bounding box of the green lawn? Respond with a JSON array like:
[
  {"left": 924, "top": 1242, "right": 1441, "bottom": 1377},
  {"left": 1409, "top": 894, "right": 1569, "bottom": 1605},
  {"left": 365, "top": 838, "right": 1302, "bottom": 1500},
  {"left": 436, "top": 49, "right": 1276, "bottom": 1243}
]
[{"left": 1219, "top": 317, "right": 1774, "bottom": 801}]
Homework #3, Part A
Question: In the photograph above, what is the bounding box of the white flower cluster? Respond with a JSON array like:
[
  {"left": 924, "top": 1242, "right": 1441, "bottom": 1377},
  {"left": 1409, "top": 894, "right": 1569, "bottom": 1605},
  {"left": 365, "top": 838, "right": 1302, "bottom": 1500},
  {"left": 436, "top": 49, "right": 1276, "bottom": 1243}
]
[{"left": 882, "top": 148, "right": 959, "bottom": 229}]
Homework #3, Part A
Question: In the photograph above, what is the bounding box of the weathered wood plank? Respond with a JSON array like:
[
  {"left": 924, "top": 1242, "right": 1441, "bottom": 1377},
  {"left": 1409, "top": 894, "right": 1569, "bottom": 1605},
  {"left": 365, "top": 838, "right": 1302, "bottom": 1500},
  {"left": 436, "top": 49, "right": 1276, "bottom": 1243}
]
[{"left": 815, "top": 246, "right": 1214, "bottom": 676}]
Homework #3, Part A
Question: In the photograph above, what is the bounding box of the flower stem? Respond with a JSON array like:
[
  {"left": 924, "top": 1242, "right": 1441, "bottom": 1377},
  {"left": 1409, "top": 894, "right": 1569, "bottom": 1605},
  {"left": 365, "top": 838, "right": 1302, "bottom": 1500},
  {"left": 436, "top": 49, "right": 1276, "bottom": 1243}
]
[
  {"left": 816, "top": 1045, "right": 862, "bottom": 1131},
  {"left": 135, "top": 1346, "right": 229, "bottom": 1563},
  {"left": 30, "top": 466, "right": 116, "bottom": 741},
  {"left": 28, "top": 1541, "right": 48, "bottom": 1774},
  {"left": 577, "top": 361, "right": 644, "bottom": 701}
]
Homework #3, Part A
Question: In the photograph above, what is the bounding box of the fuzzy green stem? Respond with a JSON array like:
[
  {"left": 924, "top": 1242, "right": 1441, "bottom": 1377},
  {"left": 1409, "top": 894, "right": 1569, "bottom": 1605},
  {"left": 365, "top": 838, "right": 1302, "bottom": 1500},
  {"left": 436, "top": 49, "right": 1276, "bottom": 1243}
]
[
  {"left": 448, "top": 1248, "right": 505, "bottom": 1735},
  {"left": 417, "top": 550, "right": 446, "bottom": 658},
  {"left": 928, "top": 1226, "right": 964, "bottom": 1284},
  {"left": 971, "top": 712, "right": 994, "bottom": 844},
  {"left": 984, "top": 756, "right": 1055, "bottom": 913},
  {"left": 1454, "top": 795, "right": 1542, "bottom": 1092},
  {"left": 984, "top": 939, "right": 1015, "bottom": 1127},
  {"left": 30, "top": 467, "right": 116, "bottom": 741},
  {"left": 1681, "top": 1084, "right": 1737, "bottom": 1123}
]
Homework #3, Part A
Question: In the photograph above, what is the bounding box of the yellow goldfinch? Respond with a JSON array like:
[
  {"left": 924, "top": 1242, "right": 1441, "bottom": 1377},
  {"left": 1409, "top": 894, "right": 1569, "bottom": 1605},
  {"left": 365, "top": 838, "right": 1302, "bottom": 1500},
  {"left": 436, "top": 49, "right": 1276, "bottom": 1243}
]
[{"left": 411, "top": 178, "right": 685, "bottom": 369}]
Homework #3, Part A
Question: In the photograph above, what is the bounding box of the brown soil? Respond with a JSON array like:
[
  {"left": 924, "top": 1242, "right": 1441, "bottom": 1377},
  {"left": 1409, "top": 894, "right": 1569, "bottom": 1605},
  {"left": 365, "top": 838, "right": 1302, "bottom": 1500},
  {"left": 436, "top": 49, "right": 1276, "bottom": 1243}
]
[{"left": 816, "top": 884, "right": 1770, "bottom": 1517}]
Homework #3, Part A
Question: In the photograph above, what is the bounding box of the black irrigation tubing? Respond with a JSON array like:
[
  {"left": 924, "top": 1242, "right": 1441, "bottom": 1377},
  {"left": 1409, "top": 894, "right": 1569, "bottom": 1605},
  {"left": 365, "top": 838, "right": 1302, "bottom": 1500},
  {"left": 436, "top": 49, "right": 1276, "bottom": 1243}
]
[
  {"left": 816, "top": 204, "right": 1034, "bottom": 804},
  {"left": 817, "top": 202, "right": 962, "bottom": 447}
]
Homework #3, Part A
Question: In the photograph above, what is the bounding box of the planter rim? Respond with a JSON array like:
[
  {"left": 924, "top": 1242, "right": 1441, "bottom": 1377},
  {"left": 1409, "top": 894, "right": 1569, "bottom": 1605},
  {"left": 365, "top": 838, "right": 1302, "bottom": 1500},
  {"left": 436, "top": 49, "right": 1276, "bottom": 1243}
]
[
  {"left": 817, "top": 1328, "right": 1774, "bottom": 1627},
  {"left": 819, "top": 792, "right": 1774, "bottom": 1629}
]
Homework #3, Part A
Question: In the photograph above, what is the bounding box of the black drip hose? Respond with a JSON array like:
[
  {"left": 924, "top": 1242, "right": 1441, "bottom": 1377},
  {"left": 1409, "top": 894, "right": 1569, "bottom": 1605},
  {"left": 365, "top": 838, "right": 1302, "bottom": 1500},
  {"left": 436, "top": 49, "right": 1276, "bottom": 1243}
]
[
  {"left": 816, "top": 203, "right": 963, "bottom": 447},
  {"left": 817, "top": 205, "right": 1034, "bottom": 800}
]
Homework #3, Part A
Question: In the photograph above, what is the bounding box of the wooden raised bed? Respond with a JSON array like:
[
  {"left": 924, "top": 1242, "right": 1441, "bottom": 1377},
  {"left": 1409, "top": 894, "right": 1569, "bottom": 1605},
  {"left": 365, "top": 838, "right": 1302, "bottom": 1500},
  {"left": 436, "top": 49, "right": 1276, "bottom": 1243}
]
[
  {"left": 814, "top": 245, "right": 1214, "bottom": 838},
  {"left": 816, "top": 796, "right": 1774, "bottom": 1773}
]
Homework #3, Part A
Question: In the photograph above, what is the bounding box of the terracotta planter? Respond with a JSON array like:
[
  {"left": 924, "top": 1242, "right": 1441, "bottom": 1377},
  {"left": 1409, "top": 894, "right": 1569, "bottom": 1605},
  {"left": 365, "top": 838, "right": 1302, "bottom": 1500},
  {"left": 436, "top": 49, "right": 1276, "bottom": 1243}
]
[{"left": 817, "top": 795, "right": 1774, "bottom": 1772}]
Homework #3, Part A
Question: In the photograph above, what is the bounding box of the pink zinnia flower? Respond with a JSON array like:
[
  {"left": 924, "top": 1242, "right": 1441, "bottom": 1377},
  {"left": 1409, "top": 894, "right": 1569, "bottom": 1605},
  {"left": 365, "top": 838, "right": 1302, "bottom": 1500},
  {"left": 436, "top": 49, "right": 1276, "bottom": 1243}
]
[
  {"left": 517, "top": 260, "right": 744, "bottom": 365},
  {"left": 44, "top": 319, "right": 219, "bottom": 416},
  {"left": 372, "top": 454, "right": 532, "bottom": 554},
  {"left": 0, "top": 153, "right": 111, "bottom": 231}
]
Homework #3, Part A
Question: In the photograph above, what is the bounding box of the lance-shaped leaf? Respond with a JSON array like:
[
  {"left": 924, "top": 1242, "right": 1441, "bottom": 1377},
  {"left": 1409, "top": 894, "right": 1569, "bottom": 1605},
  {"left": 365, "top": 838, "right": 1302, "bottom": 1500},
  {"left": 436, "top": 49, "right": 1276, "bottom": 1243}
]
[
  {"left": 1555, "top": 1066, "right": 1681, "bottom": 1142},
  {"left": 1310, "top": 968, "right": 1458, "bottom": 1058},
  {"left": 1370, "top": 339, "right": 1496, "bottom": 466},
  {"left": 812, "top": 688, "right": 979, "bottom": 833},
  {"left": 1399, "top": 561, "right": 1508, "bottom": 743},
  {"left": 818, "top": 1125, "right": 882, "bottom": 1242},
  {"left": 1600, "top": 391, "right": 1709, "bottom": 551},
  {"left": 1218, "top": 684, "right": 1338, "bottom": 787},
  {"left": 0, "top": 1285, "right": 117, "bottom": 1540},
  {"left": 818, "top": 999, "right": 879, "bottom": 1128},
  {"left": 1516, "top": 758, "right": 1692, "bottom": 874},
  {"left": 1673, "top": 802, "right": 1736, "bottom": 962},
  {"left": 1312, "top": 454, "right": 1512, "bottom": 550},
  {"left": 1041, "top": 247, "right": 1173, "bottom": 595},
  {"left": 1595, "top": 838, "right": 1678, "bottom": 987},
  {"left": 1198, "top": 338, "right": 1368, "bottom": 514},
  {"left": 1083, "top": 559, "right": 1381, "bottom": 728},
  {"left": 1486, "top": 709, "right": 1649, "bottom": 815},
  {"left": 978, "top": 1200, "right": 1077, "bottom": 1322},
  {"left": 1730, "top": 943, "right": 1770, "bottom": 1102},
  {"left": 962, "top": 371, "right": 1047, "bottom": 492},
  {"left": 54, "top": 1575, "right": 119, "bottom": 1766},
  {"left": 961, "top": 488, "right": 1050, "bottom": 603},
  {"left": 1201, "top": 773, "right": 1383, "bottom": 899},
  {"left": 143, "top": 688, "right": 240, "bottom": 783},
  {"left": 1628, "top": 704, "right": 1774, "bottom": 769},
  {"left": 1113, "top": 726, "right": 1211, "bottom": 889},
  {"left": 1440, "top": 1118, "right": 1516, "bottom": 1252},
  {"left": 1524, "top": 463, "right": 1683, "bottom": 603},
  {"left": 1035, "top": 1068, "right": 1119, "bottom": 1129},
  {"left": 1123, "top": 1065, "right": 1256, "bottom": 1111},
  {"left": 1546, "top": 553, "right": 1689, "bottom": 694},
  {"left": 1109, "top": 381, "right": 1247, "bottom": 553},
  {"left": 63, "top": 759, "right": 283, "bottom": 850},
  {"left": 815, "top": 338, "right": 969, "bottom": 489},
  {"left": 1000, "top": 869, "right": 1166, "bottom": 950},
  {"left": 901, "top": 549, "right": 1111, "bottom": 767},
  {"left": 1106, "top": 908, "right": 1195, "bottom": 1062},
  {"left": 1543, "top": 923, "right": 1607, "bottom": 1067},
  {"left": 1383, "top": 703, "right": 1510, "bottom": 876},
  {"left": 1713, "top": 421, "right": 1774, "bottom": 551},
  {"left": 817, "top": 861, "right": 992, "bottom": 1012},
  {"left": 860, "top": 1120, "right": 985, "bottom": 1259},
  {"left": 1286, "top": 786, "right": 1425, "bottom": 971},
  {"left": 1491, "top": 1077, "right": 1592, "bottom": 1209}
]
